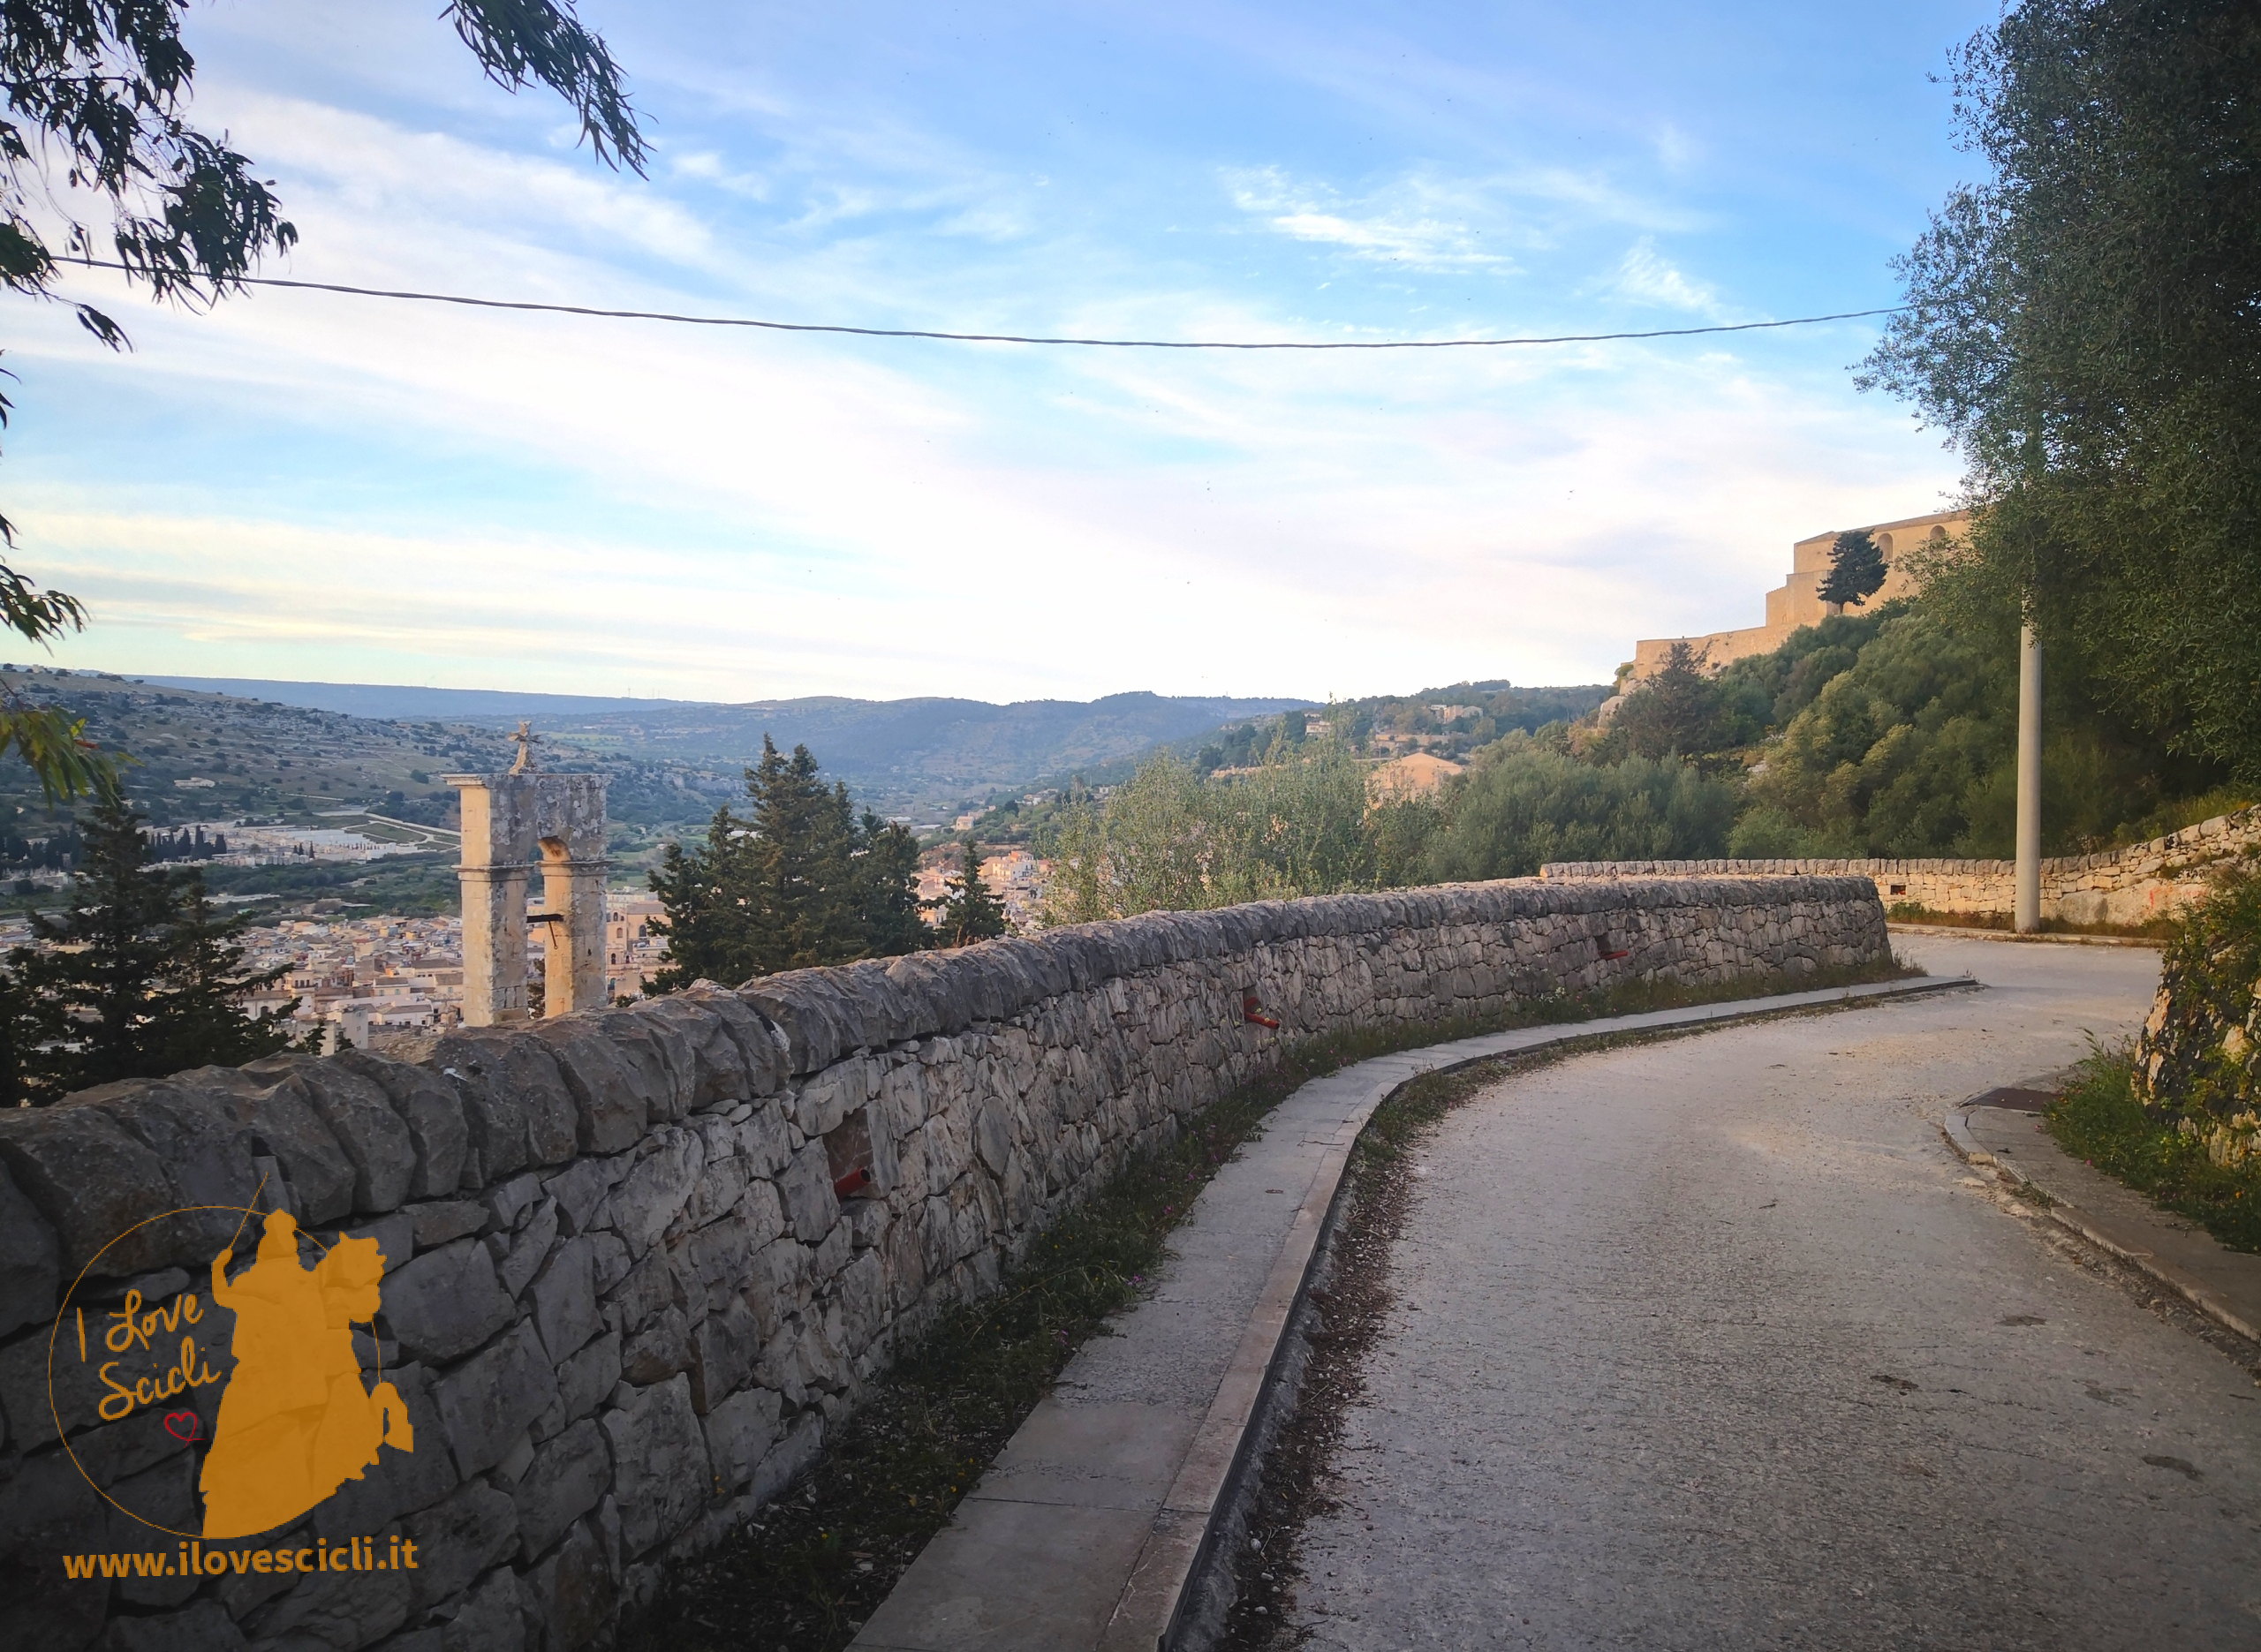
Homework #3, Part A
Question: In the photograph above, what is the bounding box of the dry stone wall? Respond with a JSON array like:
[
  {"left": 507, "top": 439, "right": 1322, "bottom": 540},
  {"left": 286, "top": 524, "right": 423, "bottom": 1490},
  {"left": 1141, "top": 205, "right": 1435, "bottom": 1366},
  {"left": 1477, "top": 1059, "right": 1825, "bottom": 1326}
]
[
  {"left": 0, "top": 876, "right": 1886, "bottom": 1652},
  {"left": 1544, "top": 806, "right": 2261, "bottom": 928}
]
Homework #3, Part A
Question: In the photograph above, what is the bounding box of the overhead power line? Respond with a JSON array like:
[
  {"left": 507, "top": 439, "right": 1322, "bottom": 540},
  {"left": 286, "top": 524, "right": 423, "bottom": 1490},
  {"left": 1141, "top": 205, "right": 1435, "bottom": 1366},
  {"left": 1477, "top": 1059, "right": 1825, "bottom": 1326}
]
[{"left": 58, "top": 256, "right": 1901, "bottom": 350}]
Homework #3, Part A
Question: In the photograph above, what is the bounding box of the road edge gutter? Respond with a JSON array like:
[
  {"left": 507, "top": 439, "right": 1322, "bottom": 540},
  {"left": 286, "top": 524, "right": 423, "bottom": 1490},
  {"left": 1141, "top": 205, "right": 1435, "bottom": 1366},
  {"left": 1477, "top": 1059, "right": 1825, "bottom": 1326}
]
[
  {"left": 1942, "top": 1107, "right": 2261, "bottom": 1344},
  {"left": 1112, "top": 972, "right": 1974, "bottom": 1652}
]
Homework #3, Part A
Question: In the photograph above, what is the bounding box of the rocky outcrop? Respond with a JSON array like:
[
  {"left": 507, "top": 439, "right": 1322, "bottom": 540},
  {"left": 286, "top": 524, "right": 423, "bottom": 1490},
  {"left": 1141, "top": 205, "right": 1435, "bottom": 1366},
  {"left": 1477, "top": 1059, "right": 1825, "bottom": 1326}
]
[{"left": 0, "top": 875, "right": 1886, "bottom": 1650}]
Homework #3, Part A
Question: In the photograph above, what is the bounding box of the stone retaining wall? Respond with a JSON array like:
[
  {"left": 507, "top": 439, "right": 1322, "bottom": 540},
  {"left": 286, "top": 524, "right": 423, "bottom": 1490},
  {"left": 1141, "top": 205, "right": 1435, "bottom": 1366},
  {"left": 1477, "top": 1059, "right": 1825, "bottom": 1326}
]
[
  {"left": 1543, "top": 807, "right": 2261, "bottom": 927},
  {"left": 0, "top": 876, "right": 1886, "bottom": 1652}
]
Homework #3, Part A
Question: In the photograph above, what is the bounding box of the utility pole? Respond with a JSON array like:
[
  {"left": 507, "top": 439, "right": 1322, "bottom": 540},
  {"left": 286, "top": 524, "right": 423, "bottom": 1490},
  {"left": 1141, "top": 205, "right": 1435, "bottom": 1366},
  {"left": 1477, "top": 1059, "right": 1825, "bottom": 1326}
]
[{"left": 2014, "top": 622, "right": 2042, "bottom": 932}]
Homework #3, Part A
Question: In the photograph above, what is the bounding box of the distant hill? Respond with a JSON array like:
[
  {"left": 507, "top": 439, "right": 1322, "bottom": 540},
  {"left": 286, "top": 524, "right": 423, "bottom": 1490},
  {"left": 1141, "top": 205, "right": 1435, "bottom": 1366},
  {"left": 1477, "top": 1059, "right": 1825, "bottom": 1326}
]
[{"left": 131, "top": 676, "right": 1312, "bottom": 820}]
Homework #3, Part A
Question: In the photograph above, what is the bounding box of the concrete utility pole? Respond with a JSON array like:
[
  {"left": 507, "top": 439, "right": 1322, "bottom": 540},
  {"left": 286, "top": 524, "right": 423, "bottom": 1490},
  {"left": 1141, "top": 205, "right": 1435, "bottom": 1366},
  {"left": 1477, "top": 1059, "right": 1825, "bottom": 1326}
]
[{"left": 2014, "top": 622, "right": 2042, "bottom": 932}]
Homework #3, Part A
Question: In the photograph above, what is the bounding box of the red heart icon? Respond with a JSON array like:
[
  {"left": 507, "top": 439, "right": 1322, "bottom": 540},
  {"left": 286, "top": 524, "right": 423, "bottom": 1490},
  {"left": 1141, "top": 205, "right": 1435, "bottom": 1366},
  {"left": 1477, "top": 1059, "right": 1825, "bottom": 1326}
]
[{"left": 163, "top": 1411, "right": 201, "bottom": 1444}]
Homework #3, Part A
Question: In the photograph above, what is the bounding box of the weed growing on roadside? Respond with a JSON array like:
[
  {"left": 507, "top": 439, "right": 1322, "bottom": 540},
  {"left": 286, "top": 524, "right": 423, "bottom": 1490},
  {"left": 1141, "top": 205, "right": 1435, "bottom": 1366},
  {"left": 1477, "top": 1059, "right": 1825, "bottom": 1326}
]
[{"left": 2048, "top": 1045, "right": 2261, "bottom": 1253}]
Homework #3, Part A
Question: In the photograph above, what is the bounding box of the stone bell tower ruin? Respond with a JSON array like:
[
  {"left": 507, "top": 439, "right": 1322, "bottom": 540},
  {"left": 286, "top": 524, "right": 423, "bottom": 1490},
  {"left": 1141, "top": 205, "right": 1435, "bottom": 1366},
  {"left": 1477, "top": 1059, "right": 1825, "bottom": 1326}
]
[{"left": 446, "top": 724, "right": 609, "bottom": 1025}]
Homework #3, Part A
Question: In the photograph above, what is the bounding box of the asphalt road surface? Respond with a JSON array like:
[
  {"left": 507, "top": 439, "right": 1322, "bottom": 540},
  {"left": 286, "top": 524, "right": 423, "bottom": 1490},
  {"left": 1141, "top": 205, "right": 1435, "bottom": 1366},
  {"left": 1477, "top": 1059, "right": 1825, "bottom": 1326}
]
[{"left": 1282, "top": 937, "right": 2261, "bottom": 1650}]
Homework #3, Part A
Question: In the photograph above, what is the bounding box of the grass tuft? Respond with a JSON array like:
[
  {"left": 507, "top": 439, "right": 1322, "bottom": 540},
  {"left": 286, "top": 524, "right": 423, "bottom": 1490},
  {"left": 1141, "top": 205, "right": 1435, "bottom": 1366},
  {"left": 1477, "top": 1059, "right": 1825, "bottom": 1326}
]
[{"left": 2046, "top": 1045, "right": 2261, "bottom": 1253}]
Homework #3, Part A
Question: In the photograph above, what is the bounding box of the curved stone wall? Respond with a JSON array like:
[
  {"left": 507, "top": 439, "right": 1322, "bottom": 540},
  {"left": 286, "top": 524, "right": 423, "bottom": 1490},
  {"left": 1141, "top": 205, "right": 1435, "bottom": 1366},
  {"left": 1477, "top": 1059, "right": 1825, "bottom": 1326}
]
[
  {"left": 0, "top": 875, "right": 1886, "bottom": 1650},
  {"left": 1543, "top": 806, "right": 2261, "bottom": 927}
]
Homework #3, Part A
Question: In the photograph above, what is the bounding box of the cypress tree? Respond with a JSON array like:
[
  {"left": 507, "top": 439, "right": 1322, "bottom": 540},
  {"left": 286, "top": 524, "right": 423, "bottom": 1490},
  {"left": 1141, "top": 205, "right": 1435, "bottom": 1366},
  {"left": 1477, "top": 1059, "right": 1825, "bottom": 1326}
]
[
  {"left": 934, "top": 841, "right": 1008, "bottom": 947},
  {"left": 1819, "top": 530, "right": 1888, "bottom": 607}
]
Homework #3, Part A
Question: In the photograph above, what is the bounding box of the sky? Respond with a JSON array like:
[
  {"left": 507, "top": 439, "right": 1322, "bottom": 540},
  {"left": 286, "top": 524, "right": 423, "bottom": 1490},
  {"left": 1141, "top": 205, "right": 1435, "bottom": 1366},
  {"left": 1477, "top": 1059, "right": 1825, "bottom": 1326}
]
[{"left": 10, "top": 0, "right": 1997, "bottom": 704}]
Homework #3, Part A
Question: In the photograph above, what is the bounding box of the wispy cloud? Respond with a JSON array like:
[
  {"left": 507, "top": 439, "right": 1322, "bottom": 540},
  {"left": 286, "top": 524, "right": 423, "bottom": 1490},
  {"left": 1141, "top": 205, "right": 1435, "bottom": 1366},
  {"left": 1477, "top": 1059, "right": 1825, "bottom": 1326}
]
[
  {"left": 1607, "top": 237, "right": 1728, "bottom": 318},
  {"left": 1226, "top": 167, "right": 1516, "bottom": 274}
]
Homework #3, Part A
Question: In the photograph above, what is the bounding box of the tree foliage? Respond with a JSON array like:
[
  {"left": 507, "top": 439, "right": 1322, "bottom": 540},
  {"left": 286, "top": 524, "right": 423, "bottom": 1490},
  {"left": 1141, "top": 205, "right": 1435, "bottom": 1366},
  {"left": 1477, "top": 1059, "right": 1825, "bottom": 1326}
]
[
  {"left": 1818, "top": 530, "right": 1888, "bottom": 608},
  {"left": 4, "top": 783, "right": 299, "bottom": 1103},
  {"left": 647, "top": 736, "right": 930, "bottom": 990},
  {"left": 1041, "top": 734, "right": 1391, "bottom": 924},
  {"left": 931, "top": 841, "right": 1007, "bottom": 947},
  {"left": 1605, "top": 641, "right": 1720, "bottom": 761},
  {"left": 1859, "top": 0, "right": 2261, "bottom": 776},
  {"left": 1419, "top": 742, "right": 1737, "bottom": 879}
]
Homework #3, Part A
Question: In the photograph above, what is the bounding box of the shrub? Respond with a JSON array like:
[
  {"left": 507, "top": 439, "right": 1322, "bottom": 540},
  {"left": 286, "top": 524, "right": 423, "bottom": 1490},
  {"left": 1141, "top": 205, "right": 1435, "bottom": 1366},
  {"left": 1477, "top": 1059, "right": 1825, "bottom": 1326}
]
[{"left": 2132, "top": 855, "right": 2261, "bottom": 1168}]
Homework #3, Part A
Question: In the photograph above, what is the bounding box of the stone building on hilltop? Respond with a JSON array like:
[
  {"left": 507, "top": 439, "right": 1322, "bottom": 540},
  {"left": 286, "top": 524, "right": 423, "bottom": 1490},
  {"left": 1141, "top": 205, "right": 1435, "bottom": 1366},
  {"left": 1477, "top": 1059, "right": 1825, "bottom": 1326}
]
[{"left": 1627, "top": 507, "right": 1968, "bottom": 682}]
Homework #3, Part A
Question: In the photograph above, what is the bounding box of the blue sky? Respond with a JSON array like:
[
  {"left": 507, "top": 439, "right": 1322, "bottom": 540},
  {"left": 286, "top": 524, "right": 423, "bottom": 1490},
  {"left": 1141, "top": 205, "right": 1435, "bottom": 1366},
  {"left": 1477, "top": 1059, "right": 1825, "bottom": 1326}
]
[{"left": 13, "top": 0, "right": 1993, "bottom": 702}]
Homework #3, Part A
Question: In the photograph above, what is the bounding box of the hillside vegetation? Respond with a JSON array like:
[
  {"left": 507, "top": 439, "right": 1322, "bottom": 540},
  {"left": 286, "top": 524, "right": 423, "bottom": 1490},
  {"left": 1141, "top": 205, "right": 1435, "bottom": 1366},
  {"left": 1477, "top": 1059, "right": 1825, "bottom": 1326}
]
[{"left": 1042, "top": 594, "right": 2244, "bottom": 920}]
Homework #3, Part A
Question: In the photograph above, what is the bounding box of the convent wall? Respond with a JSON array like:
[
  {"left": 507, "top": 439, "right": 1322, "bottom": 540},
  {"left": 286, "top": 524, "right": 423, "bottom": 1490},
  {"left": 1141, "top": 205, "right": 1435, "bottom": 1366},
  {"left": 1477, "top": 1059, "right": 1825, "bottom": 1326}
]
[
  {"left": 0, "top": 875, "right": 1887, "bottom": 1652},
  {"left": 1542, "top": 806, "right": 2261, "bottom": 928}
]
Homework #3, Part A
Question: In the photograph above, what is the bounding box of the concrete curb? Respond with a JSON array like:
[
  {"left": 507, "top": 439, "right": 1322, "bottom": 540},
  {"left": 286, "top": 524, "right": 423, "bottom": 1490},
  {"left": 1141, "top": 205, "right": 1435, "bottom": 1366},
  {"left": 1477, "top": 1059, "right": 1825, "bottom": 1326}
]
[
  {"left": 1888, "top": 922, "right": 2164, "bottom": 949},
  {"left": 1941, "top": 1105, "right": 2261, "bottom": 1345},
  {"left": 1121, "top": 972, "right": 1973, "bottom": 1652}
]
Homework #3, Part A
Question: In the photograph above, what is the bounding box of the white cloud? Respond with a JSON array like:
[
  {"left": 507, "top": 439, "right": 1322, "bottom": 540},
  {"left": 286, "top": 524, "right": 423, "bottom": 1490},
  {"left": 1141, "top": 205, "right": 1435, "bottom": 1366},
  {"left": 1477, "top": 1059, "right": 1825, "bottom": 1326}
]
[
  {"left": 1607, "top": 237, "right": 1727, "bottom": 317},
  {"left": 1226, "top": 167, "right": 1516, "bottom": 275}
]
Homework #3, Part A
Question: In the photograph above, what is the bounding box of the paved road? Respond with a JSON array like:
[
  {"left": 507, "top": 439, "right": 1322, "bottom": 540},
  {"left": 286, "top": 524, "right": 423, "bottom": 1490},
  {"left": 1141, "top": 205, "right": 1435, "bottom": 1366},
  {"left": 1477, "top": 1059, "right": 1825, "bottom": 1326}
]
[{"left": 1283, "top": 938, "right": 2261, "bottom": 1650}]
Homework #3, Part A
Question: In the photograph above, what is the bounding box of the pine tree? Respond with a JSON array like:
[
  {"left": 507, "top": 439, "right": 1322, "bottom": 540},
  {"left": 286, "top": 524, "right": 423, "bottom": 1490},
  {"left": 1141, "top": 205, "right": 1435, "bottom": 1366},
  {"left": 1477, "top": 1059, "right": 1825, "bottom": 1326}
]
[
  {"left": 647, "top": 737, "right": 932, "bottom": 989},
  {"left": 645, "top": 803, "right": 758, "bottom": 992},
  {"left": 18, "top": 786, "right": 180, "bottom": 1095},
  {"left": 148, "top": 875, "right": 301, "bottom": 1073},
  {"left": 1819, "top": 529, "right": 1888, "bottom": 607},
  {"left": 7, "top": 788, "right": 302, "bottom": 1103},
  {"left": 934, "top": 841, "right": 1008, "bottom": 947},
  {"left": 852, "top": 810, "right": 932, "bottom": 958}
]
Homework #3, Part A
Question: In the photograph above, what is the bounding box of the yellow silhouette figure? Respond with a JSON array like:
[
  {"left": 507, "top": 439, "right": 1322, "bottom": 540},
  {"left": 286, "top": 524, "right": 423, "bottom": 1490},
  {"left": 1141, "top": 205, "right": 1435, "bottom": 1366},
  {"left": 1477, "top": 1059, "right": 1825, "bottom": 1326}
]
[{"left": 200, "top": 1211, "right": 414, "bottom": 1539}]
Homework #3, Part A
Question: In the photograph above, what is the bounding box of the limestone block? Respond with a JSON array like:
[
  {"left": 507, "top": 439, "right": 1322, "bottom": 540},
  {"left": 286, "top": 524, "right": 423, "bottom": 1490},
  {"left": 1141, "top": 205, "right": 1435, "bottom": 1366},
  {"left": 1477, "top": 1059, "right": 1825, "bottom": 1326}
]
[
  {"left": 308, "top": 1363, "right": 457, "bottom": 1541},
  {"left": 607, "top": 1128, "right": 704, "bottom": 1259},
  {"left": 748, "top": 1235, "right": 808, "bottom": 1343},
  {"left": 433, "top": 1322, "right": 560, "bottom": 1478},
  {"left": 597, "top": 1005, "right": 697, "bottom": 1121},
  {"left": 532, "top": 1019, "right": 653, "bottom": 1155},
  {"left": 99, "top": 1452, "right": 197, "bottom": 1607},
  {"left": 687, "top": 1294, "right": 763, "bottom": 1414},
  {"left": 779, "top": 1139, "right": 838, "bottom": 1243},
  {"left": 601, "top": 1373, "right": 710, "bottom": 1558},
  {"left": 441, "top": 1566, "right": 526, "bottom": 1652},
  {"left": 537, "top": 1329, "right": 622, "bottom": 1441},
  {"left": 403, "top": 1478, "right": 520, "bottom": 1612},
  {"left": 493, "top": 1195, "right": 560, "bottom": 1302},
  {"left": 671, "top": 984, "right": 789, "bottom": 1098},
  {"left": 751, "top": 1411, "right": 824, "bottom": 1507},
  {"left": 100, "top": 1599, "right": 246, "bottom": 1652},
  {"left": 525, "top": 1515, "right": 616, "bottom": 1651},
  {"left": 543, "top": 1154, "right": 629, "bottom": 1238},
  {"left": 409, "top": 1200, "right": 487, "bottom": 1248},
  {"left": 0, "top": 1105, "right": 197, "bottom": 1280},
  {"left": 722, "top": 1100, "right": 791, "bottom": 1186},
  {"left": 79, "top": 1078, "right": 263, "bottom": 1257},
  {"left": 0, "top": 1158, "right": 59, "bottom": 1341},
  {"left": 530, "top": 1235, "right": 600, "bottom": 1364},
  {"left": 810, "top": 1218, "right": 852, "bottom": 1284},
  {"left": 245, "top": 1545, "right": 415, "bottom": 1648},
  {"left": 682, "top": 1202, "right": 768, "bottom": 1316},
  {"left": 513, "top": 1417, "right": 610, "bottom": 1562},
  {"left": 384, "top": 1237, "right": 516, "bottom": 1364},
  {"left": 429, "top": 1030, "right": 578, "bottom": 1181},
  {"left": 701, "top": 1384, "right": 783, "bottom": 1492},
  {"left": 838, "top": 1250, "right": 888, "bottom": 1354},
  {"left": 621, "top": 1303, "right": 692, "bottom": 1385},
  {"left": 972, "top": 1100, "right": 1012, "bottom": 1179},
  {"left": 244, "top": 1055, "right": 415, "bottom": 1214}
]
